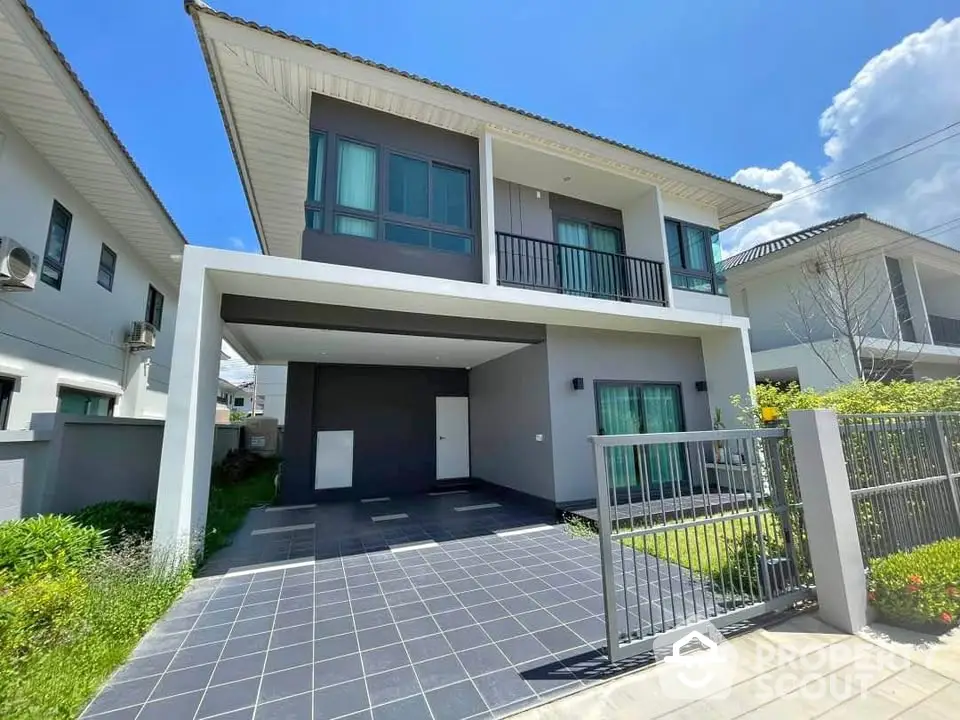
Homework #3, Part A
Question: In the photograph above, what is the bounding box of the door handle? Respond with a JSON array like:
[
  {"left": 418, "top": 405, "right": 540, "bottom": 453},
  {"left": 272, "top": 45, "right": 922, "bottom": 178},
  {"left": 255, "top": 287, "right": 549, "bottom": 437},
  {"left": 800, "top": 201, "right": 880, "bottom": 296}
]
[{"left": 439, "top": 436, "right": 446, "bottom": 440}]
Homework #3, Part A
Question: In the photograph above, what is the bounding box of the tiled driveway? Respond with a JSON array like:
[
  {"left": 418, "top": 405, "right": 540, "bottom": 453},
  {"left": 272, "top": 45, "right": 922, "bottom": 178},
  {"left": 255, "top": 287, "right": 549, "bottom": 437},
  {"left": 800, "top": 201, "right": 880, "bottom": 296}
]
[{"left": 81, "top": 491, "right": 702, "bottom": 720}]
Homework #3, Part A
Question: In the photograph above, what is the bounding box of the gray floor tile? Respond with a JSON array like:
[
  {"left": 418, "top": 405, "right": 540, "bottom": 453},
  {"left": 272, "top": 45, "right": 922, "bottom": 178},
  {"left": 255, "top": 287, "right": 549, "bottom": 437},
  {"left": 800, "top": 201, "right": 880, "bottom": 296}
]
[
  {"left": 467, "top": 601, "right": 510, "bottom": 623},
  {"left": 443, "top": 625, "right": 493, "bottom": 653},
  {"left": 479, "top": 616, "right": 526, "bottom": 643},
  {"left": 425, "top": 680, "right": 488, "bottom": 720},
  {"left": 265, "top": 640, "right": 313, "bottom": 673},
  {"left": 403, "top": 633, "right": 454, "bottom": 663},
  {"left": 194, "top": 607, "right": 240, "bottom": 628},
  {"left": 514, "top": 610, "right": 561, "bottom": 634},
  {"left": 351, "top": 595, "right": 388, "bottom": 613},
  {"left": 533, "top": 626, "right": 584, "bottom": 654},
  {"left": 314, "top": 652, "right": 364, "bottom": 688},
  {"left": 183, "top": 623, "right": 233, "bottom": 647},
  {"left": 230, "top": 615, "right": 275, "bottom": 640},
  {"left": 260, "top": 664, "right": 313, "bottom": 703},
  {"left": 313, "top": 678, "right": 370, "bottom": 720},
  {"left": 413, "top": 655, "right": 468, "bottom": 691},
  {"left": 456, "top": 644, "right": 511, "bottom": 676},
  {"left": 358, "top": 623, "right": 402, "bottom": 650},
  {"left": 168, "top": 641, "right": 226, "bottom": 671},
  {"left": 137, "top": 690, "right": 205, "bottom": 720},
  {"left": 151, "top": 662, "right": 216, "bottom": 698},
  {"left": 110, "top": 651, "right": 176, "bottom": 682},
  {"left": 361, "top": 642, "right": 410, "bottom": 674},
  {"left": 84, "top": 676, "right": 158, "bottom": 715},
  {"left": 472, "top": 669, "right": 536, "bottom": 710},
  {"left": 354, "top": 608, "right": 393, "bottom": 630},
  {"left": 495, "top": 635, "right": 552, "bottom": 665},
  {"left": 390, "top": 600, "right": 430, "bottom": 622},
  {"left": 274, "top": 608, "right": 313, "bottom": 630},
  {"left": 210, "top": 652, "right": 266, "bottom": 686},
  {"left": 314, "top": 631, "right": 360, "bottom": 660},
  {"left": 396, "top": 615, "right": 440, "bottom": 641},
  {"left": 366, "top": 665, "right": 420, "bottom": 706},
  {"left": 270, "top": 623, "right": 314, "bottom": 649},
  {"left": 316, "top": 615, "right": 355, "bottom": 638},
  {"left": 434, "top": 609, "right": 474, "bottom": 632},
  {"left": 222, "top": 632, "right": 271, "bottom": 659},
  {"left": 371, "top": 694, "right": 432, "bottom": 720},
  {"left": 197, "top": 677, "right": 260, "bottom": 718},
  {"left": 254, "top": 691, "right": 312, "bottom": 720}
]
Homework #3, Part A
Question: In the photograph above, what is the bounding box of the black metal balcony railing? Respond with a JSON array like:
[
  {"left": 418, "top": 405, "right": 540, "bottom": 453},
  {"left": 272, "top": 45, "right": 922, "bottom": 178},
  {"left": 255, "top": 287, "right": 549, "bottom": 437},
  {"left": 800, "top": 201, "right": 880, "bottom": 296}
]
[
  {"left": 929, "top": 314, "right": 960, "bottom": 347},
  {"left": 496, "top": 232, "right": 666, "bottom": 306}
]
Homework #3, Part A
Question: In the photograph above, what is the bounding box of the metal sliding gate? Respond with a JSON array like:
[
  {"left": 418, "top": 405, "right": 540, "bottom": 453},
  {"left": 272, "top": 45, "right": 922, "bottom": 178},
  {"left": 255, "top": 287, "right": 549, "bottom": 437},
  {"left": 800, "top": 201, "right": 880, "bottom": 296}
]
[{"left": 589, "top": 428, "right": 811, "bottom": 661}]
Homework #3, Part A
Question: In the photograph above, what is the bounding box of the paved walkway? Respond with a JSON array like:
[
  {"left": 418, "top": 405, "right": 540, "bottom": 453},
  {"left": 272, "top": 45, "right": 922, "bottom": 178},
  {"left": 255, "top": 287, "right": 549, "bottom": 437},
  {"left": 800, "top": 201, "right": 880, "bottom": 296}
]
[{"left": 512, "top": 613, "right": 960, "bottom": 719}]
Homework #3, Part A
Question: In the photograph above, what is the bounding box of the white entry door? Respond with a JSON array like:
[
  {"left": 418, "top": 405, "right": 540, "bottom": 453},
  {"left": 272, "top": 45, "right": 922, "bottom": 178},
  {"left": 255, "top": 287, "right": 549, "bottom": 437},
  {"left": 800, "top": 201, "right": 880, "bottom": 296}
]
[{"left": 436, "top": 396, "right": 470, "bottom": 480}]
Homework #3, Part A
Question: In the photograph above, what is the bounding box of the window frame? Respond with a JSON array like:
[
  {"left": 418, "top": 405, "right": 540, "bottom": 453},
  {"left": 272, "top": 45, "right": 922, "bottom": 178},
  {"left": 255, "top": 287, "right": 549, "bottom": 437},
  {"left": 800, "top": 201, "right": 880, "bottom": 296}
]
[
  {"left": 145, "top": 285, "right": 164, "bottom": 330},
  {"left": 304, "top": 131, "right": 476, "bottom": 255},
  {"left": 305, "top": 131, "right": 327, "bottom": 231},
  {"left": 40, "top": 200, "right": 72, "bottom": 290},
  {"left": 664, "top": 217, "right": 725, "bottom": 296},
  {"left": 97, "top": 243, "right": 117, "bottom": 291},
  {"left": 56, "top": 386, "right": 115, "bottom": 417},
  {"left": 0, "top": 376, "right": 13, "bottom": 430}
]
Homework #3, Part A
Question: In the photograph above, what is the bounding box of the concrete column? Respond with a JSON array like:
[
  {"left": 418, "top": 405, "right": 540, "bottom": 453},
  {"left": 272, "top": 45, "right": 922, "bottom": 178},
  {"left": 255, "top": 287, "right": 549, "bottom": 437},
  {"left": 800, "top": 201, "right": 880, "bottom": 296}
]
[
  {"left": 478, "top": 128, "right": 497, "bottom": 285},
  {"left": 153, "top": 252, "right": 222, "bottom": 565},
  {"left": 702, "top": 326, "right": 754, "bottom": 429},
  {"left": 788, "top": 409, "right": 867, "bottom": 633},
  {"left": 621, "top": 186, "right": 673, "bottom": 307}
]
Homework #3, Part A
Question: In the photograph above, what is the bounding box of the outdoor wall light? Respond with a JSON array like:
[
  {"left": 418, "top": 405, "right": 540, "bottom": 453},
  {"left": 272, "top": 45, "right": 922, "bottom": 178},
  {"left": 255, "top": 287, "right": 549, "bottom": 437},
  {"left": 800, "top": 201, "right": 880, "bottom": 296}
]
[
  {"left": 572, "top": 377, "right": 585, "bottom": 390},
  {"left": 696, "top": 380, "right": 708, "bottom": 392}
]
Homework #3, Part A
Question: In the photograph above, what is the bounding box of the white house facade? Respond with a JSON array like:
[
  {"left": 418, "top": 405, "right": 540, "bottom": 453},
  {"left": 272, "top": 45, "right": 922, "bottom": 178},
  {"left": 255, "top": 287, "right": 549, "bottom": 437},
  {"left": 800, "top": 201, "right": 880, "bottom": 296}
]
[
  {"left": 0, "top": 0, "right": 184, "bottom": 430},
  {"left": 153, "top": 2, "right": 781, "bottom": 554},
  {"left": 723, "top": 214, "right": 960, "bottom": 389}
]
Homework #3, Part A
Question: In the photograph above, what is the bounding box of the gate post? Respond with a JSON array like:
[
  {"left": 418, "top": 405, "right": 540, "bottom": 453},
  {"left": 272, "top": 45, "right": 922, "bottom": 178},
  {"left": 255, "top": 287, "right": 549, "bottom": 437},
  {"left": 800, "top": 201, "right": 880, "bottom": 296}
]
[{"left": 788, "top": 409, "right": 867, "bottom": 633}]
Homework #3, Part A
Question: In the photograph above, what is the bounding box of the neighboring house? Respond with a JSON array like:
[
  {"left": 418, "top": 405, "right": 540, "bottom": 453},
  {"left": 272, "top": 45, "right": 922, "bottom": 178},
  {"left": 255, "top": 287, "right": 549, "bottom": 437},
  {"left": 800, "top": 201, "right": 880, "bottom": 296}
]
[
  {"left": 0, "top": 0, "right": 184, "bottom": 430},
  {"left": 723, "top": 214, "right": 960, "bottom": 389},
  {"left": 155, "top": 3, "right": 780, "bottom": 548},
  {"left": 216, "top": 378, "right": 252, "bottom": 414}
]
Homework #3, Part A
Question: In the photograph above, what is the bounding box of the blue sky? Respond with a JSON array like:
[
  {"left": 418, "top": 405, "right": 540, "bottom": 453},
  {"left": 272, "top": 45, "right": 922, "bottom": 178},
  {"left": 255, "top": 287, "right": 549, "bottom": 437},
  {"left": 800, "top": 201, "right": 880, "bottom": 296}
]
[{"left": 28, "top": 0, "right": 960, "bottom": 253}]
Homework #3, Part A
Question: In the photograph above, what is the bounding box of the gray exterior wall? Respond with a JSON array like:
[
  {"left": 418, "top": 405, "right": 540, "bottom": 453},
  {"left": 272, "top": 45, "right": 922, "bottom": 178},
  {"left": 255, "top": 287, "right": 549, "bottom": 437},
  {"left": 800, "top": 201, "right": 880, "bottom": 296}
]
[
  {"left": 0, "top": 431, "right": 51, "bottom": 521},
  {"left": 302, "top": 94, "right": 481, "bottom": 283},
  {"left": 545, "top": 326, "right": 711, "bottom": 505},
  {"left": 913, "top": 362, "right": 960, "bottom": 381},
  {"left": 469, "top": 343, "right": 554, "bottom": 502},
  {"left": 493, "top": 180, "right": 554, "bottom": 242},
  {"left": 281, "top": 364, "right": 468, "bottom": 503}
]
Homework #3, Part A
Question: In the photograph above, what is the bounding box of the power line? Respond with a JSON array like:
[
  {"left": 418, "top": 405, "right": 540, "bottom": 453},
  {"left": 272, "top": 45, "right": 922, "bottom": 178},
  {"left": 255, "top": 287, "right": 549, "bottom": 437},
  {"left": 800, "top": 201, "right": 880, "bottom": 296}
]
[{"left": 720, "top": 118, "right": 960, "bottom": 225}]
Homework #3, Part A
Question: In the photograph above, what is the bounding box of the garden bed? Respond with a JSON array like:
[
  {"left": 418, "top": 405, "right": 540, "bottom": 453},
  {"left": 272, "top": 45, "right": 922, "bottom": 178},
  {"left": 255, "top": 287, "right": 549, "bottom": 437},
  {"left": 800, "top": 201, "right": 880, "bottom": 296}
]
[
  {"left": 0, "top": 454, "right": 278, "bottom": 720},
  {"left": 868, "top": 537, "right": 960, "bottom": 634}
]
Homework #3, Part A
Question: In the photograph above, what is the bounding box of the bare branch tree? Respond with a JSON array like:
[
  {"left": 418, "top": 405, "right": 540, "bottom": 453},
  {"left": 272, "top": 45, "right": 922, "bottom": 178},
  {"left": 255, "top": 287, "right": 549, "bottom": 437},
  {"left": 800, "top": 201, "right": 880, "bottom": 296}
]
[{"left": 784, "top": 234, "right": 924, "bottom": 382}]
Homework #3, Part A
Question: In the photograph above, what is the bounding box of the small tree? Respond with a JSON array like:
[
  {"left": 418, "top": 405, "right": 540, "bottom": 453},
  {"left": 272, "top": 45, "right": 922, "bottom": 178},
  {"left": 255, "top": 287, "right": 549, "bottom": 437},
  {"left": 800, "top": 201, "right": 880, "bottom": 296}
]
[{"left": 785, "top": 234, "right": 922, "bottom": 382}]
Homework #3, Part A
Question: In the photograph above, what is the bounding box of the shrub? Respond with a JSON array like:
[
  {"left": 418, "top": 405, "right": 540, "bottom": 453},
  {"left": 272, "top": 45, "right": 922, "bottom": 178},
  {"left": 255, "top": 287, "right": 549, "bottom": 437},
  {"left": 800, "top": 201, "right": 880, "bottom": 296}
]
[
  {"left": 737, "top": 378, "right": 960, "bottom": 424},
  {"left": 868, "top": 538, "right": 960, "bottom": 630},
  {"left": 0, "top": 570, "right": 87, "bottom": 661},
  {"left": 212, "top": 449, "right": 275, "bottom": 486},
  {"left": 0, "top": 516, "right": 105, "bottom": 581},
  {"left": 73, "top": 501, "right": 155, "bottom": 545}
]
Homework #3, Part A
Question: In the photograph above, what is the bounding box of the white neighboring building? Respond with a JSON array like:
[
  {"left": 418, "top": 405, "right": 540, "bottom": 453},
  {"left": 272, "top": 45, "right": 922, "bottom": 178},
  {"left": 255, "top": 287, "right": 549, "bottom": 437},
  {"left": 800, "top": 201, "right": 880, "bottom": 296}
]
[
  {"left": 723, "top": 214, "right": 960, "bottom": 389},
  {"left": 0, "top": 0, "right": 185, "bottom": 430}
]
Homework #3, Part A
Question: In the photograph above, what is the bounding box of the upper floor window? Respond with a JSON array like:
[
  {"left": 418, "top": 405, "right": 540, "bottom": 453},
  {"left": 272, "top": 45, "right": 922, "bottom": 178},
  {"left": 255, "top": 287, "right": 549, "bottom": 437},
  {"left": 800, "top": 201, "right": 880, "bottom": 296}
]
[
  {"left": 98, "top": 244, "right": 117, "bottom": 291},
  {"left": 303, "top": 131, "right": 473, "bottom": 254},
  {"left": 664, "top": 218, "right": 726, "bottom": 296},
  {"left": 233, "top": 397, "right": 245, "bottom": 408},
  {"left": 58, "top": 387, "right": 114, "bottom": 417},
  {"left": 40, "top": 200, "right": 72, "bottom": 290},
  {"left": 145, "top": 285, "right": 164, "bottom": 329}
]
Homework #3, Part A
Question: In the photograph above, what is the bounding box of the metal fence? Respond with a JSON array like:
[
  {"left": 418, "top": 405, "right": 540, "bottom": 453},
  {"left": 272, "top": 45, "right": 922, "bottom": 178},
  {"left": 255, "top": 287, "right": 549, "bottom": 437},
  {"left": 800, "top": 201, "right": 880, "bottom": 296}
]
[
  {"left": 839, "top": 413, "right": 960, "bottom": 564},
  {"left": 589, "top": 428, "right": 810, "bottom": 662}
]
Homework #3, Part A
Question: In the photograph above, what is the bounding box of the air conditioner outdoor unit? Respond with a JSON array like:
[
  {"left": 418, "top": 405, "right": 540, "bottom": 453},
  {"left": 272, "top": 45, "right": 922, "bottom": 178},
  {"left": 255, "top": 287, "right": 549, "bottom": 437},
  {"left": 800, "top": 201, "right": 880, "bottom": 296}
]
[
  {"left": 125, "top": 321, "right": 157, "bottom": 351},
  {"left": 0, "top": 236, "right": 38, "bottom": 291}
]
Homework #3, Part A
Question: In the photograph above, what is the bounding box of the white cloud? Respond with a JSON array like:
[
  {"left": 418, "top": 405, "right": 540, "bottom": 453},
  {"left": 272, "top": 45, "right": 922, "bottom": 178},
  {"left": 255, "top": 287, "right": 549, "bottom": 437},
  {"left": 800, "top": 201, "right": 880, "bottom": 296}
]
[
  {"left": 228, "top": 236, "right": 246, "bottom": 250},
  {"left": 726, "top": 17, "right": 960, "bottom": 255}
]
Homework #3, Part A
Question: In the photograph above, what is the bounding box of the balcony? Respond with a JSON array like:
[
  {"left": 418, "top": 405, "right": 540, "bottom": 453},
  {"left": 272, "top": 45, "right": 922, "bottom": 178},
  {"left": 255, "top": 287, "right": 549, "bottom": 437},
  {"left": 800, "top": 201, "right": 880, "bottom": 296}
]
[
  {"left": 929, "top": 314, "right": 960, "bottom": 347},
  {"left": 495, "top": 232, "right": 666, "bottom": 306}
]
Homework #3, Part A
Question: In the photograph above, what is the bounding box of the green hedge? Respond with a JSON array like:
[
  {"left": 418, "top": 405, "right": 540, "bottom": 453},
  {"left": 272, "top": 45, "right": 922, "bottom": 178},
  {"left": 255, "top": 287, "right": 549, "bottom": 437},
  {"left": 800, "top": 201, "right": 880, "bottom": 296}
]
[
  {"left": 868, "top": 538, "right": 960, "bottom": 630},
  {"left": 737, "top": 378, "right": 960, "bottom": 422}
]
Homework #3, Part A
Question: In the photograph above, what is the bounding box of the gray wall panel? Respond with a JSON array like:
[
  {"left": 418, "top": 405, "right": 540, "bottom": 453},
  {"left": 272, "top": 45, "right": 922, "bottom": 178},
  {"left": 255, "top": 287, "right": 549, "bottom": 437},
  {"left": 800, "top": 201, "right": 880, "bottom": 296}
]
[
  {"left": 469, "top": 344, "right": 554, "bottom": 502},
  {"left": 545, "top": 326, "right": 711, "bottom": 505}
]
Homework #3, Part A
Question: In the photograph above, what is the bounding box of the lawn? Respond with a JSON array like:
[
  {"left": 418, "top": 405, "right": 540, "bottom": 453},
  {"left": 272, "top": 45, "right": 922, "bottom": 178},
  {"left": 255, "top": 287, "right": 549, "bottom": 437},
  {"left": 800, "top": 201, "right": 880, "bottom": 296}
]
[
  {"left": 0, "top": 454, "right": 278, "bottom": 720},
  {"left": 624, "top": 510, "right": 786, "bottom": 596}
]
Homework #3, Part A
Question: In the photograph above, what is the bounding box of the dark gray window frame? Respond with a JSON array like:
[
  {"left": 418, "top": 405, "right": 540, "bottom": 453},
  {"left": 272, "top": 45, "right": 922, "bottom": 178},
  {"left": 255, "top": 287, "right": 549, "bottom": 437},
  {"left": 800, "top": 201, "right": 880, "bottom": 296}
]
[
  {"left": 884, "top": 256, "right": 917, "bottom": 343},
  {"left": 40, "top": 200, "right": 72, "bottom": 290},
  {"left": 0, "top": 376, "right": 13, "bottom": 430},
  {"left": 664, "top": 217, "right": 726, "bottom": 296},
  {"left": 97, "top": 243, "right": 117, "bottom": 291},
  {"left": 553, "top": 215, "right": 625, "bottom": 254},
  {"left": 305, "top": 130, "right": 326, "bottom": 231},
  {"left": 145, "top": 285, "right": 164, "bottom": 330},
  {"left": 304, "top": 131, "right": 476, "bottom": 256}
]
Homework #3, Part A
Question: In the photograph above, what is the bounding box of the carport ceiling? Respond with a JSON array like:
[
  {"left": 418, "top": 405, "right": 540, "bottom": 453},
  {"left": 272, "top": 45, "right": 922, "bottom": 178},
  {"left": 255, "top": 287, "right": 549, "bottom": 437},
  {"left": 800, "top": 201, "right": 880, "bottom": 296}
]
[{"left": 230, "top": 324, "right": 528, "bottom": 367}]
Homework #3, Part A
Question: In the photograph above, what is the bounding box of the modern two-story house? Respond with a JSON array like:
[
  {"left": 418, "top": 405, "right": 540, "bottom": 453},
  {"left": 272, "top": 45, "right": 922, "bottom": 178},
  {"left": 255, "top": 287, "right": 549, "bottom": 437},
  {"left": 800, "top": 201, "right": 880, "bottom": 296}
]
[
  {"left": 723, "top": 214, "right": 960, "bottom": 389},
  {"left": 154, "top": 2, "right": 780, "bottom": 551},
  {"left": 0, "top": 0, "right": 184, "bottom": 430}
]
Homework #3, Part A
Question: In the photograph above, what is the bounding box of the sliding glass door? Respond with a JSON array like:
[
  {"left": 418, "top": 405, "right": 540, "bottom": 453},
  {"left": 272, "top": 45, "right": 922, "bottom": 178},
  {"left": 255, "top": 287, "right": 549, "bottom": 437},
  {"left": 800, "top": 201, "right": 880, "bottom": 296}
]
[
  {"left": 557, "top": 220, "right": 625, "bottom": 298},
  {"left": 596, "top": 382, "right": 685, "bottom": 494}
]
